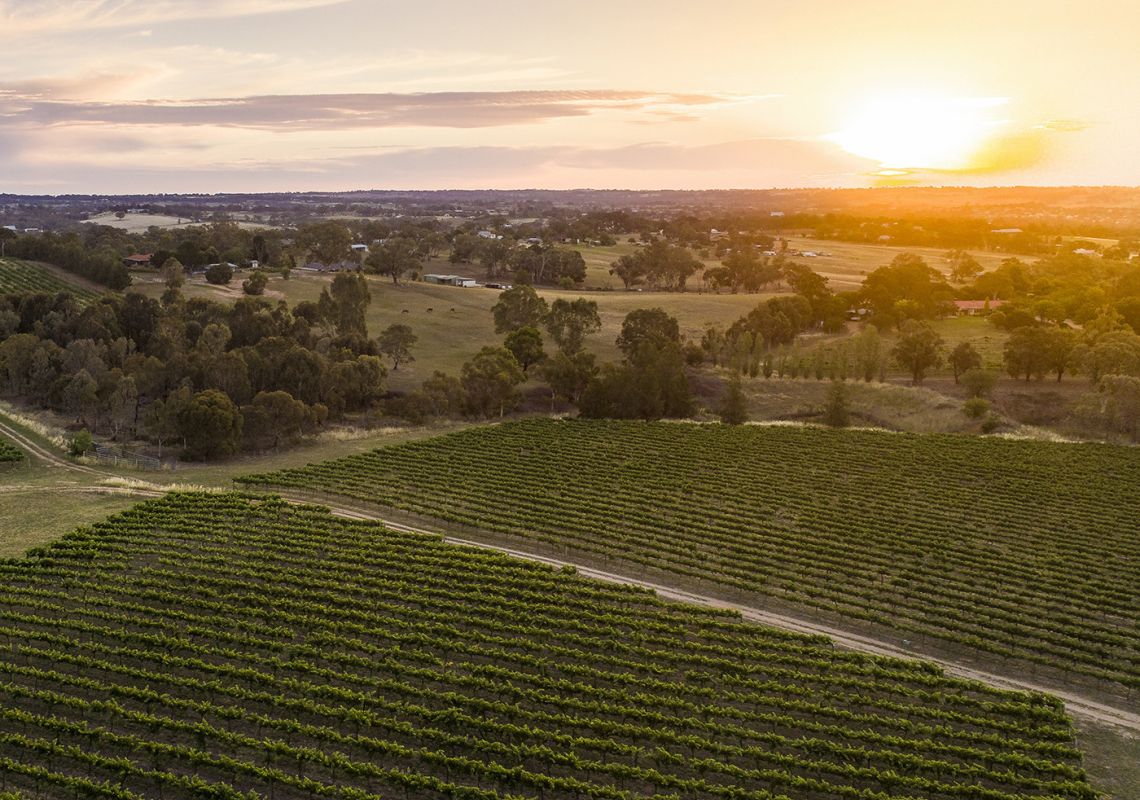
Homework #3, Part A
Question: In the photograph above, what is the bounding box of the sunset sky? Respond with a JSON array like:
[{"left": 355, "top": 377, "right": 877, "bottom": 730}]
[{"left": 1, "top": 0, "right": 1137, "bottom": 193}]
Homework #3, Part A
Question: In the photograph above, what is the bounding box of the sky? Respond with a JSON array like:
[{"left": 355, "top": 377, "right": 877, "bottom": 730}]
[{"left": 1, "top": 0, "right": 1138, "bottom": 193}]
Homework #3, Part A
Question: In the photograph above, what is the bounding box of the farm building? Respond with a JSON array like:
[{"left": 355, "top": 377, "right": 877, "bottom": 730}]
[
  {"left": 123, "top": 253, "right": 153, "bottom": 267},
  {"left": 423, "top": 274, "right": 478, "bottom": 287},
  {"left": 953, "top": 299, "right": 1006, "bottom": 316}
]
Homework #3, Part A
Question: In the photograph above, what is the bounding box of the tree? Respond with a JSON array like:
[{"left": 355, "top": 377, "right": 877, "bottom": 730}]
[
  {"left": 159, "top": 258, "right": 185, "bottom": 292},
  {"left": 62, "top": 369, "right": 99, "bottom": 421},
  {"left": 852, "top": 325, "right": 884, "bottom": 382},
  {"left": 297, "top": 221, "right": 352, "bottom": 266},
  {"left": 947, "top": 250, "right": 983, "bottom": 283},
  {"left": 610, "top": 253, "right": 648, "bottom": 290},
  {"left": 892, "top": 320, "right": 944, "bottom": 384},
  {"left": 579, "top": 343, "right": 691, "bottom": 420},
  {"left": 822, "top": 381, "right": 850, "bottom": 427},
  {"left": 491, "top": 286, "right": 548, "bottom": 334},
  {"left": 718, "top": 374, "right": 748, "bottom": 424},
  {"left": 461, "top": 347, "right": 525, "bottom": 418},
  {"left": 242, "top": 270, "right": 269, "bottom": 296},
  {"left": 1003, "top": 326, "right": 1050, "bottom": 382},
  {"left": 544, "top": 298, "right": 601, "bottom": 354},
  {"left": 504, "top": 326, "right": 545, "bottom": 373},
  {"left": 242, "top": 390, "right": 307, "bottom": 451},
  {"left": 961, "top": 368, "right": 999, "bottom": 399},
  {"left": 377, "top": 324, "right": 417, "bottom": 371},
  {"left": 420, "top": 371, "right": 465, "bottom": 418},
  {"left": 541, "top": 350, "right": 598, "bottom": 406},
  {"left": 1041, "top": 327, "right": 1076, "bottom": 382},
  {"left": 948, "top": 341, "right": 982, "bottom": 384},
  {"left": 144, "top": 385, "right": 192, "bottom": 458},
  {"left": 478, "top": 238, "right": 514, "bottom": 280},
  {"left": 1097, "top": 374, "right": 1140, "bottom": 442},
  {"left": 860, "top": 254, "right": 953, "bottom": 325},
  {"left": 178, "top": 389, "right": 243, "bottom": 460},
  {"left": 365, "top": 237, "right": 422, "bottom": 285},
  {"left": 1075, "top": 329, "right": 1140, "bottom": 383},
  {"left": 616, "top": 308, "right": 681, "bottom": 361},
  {"left": 318, "top": 271, "right": 371, "bottom": 337},
  {"left": 204, "top": 263, "right": 233, "bottom": 285}
]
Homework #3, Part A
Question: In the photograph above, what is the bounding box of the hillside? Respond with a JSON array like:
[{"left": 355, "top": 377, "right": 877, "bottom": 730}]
[
  {"left": 0, "top": 492, "right": 1096, "bottom": 800},
  {"left": 240, "top": 420, "right": 1140, "bottom": 699}
]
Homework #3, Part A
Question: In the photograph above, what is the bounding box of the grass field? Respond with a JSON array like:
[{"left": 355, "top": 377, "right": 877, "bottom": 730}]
[
  {"left": 241, "top": 419, "right": 1140, "bottom": 700},
  {"left": 786, "top": 236, "right": 1008, "bottom": 291},
  {"left": 0, "top": 491, "right": 1098, "bottom": 800},
  {"left": 130, "top": 270, "right": 769, "bottom": 390},
  {"left": 81, "top": 212, "right": 273, "bottom": 232},
  {"left": 0, "top": 257, "right": 101, "bottom": 301},
  {"left": 570, "top": 237, "right": 1006, "bottom": 292}
]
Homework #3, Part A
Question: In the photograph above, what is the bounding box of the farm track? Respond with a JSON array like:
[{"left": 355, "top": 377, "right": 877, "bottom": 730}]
[
  {"left": 2, "top": 413, "right": 1135, "bottom": 733},
  {"left": 297, "top": 496, "right": 1140, "bottom": 735}
]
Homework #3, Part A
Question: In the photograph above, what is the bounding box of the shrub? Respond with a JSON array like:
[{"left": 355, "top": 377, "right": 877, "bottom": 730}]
[
  {"left": 822, "top": 381, "right": 850, "bottom": 428},
  {"left": 205, "top": 263, "right": 233, "bottom": 285},
  {"left": 961, "top": 368, "right": 999, "bottom": 399},
  {"left": 70, "top": 429, "right": 93, "bottom": 456},
  {"left": 963, "top": 397, "right": 990, "bottom": 419}
]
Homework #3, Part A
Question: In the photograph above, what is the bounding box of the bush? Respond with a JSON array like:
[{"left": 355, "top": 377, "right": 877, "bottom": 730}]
[
  {"left": 70, "top": 429, "right": 93, "bottom": 456},
  {"left": 822, "top": 381, "right": 850, "bottom": 428},
  {"left": 961, "top": 368, "right": 999, "bottom": 399},
  {"left": 205, "top": 263, "right": 233, "bottom": 285},
  {"left": 963, "top": 397, "right": 990, "bottom": 419},
  {"left": 242, "top": 270, "right": 269, "bottom": 295},
  {"left": 981, "top": 413, "right": 1003, "bottom": 434}
]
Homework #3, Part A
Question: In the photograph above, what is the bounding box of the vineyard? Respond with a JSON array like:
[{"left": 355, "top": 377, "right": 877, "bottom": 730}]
[
  {"left": 0, "top": 258, "right": 100, "bottom": 301},
  {"left": 240, "top": 419, "right": 1140, "bottom": 698},
  {"left": 0, "top": 492, "right": 1098, "bottom": 799}
]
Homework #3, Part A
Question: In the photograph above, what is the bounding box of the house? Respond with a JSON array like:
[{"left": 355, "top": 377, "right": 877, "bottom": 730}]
[
  {"left": 484, "top": 282, "right": 512, "bottom": 290},
  {"left": 476, "top": 230, "right": 501, "bottom": 240},
  {"left": 350, "top": 243, "right": 369, "bottom": 254},
  {"left": 769, "top": 211, "right": 785, "bottom": 218},
  {"left": 423, "top": 273, "right": 478, "bottom": 287},
  {"left": 953, "top": 299, "right": 1006, "bottom": 316},
  {"left": 124, "top": 253, "right": 153, "bottom": 267},
  {"left": 991, "top": 228, "right": 1023, "bottom": 235},
  {"left": 1, "top": 225, "right": 15, "bottom": 232}
]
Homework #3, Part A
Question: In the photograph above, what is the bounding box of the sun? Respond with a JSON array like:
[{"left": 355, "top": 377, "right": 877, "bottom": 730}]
[{"left": 828, "top": 94, "right": 1008, "bottom": 172}]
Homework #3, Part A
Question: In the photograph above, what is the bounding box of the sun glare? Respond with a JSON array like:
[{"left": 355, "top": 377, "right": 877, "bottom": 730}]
[{"left": 829, "top": 95, "right": 1008, "bottom": 172}]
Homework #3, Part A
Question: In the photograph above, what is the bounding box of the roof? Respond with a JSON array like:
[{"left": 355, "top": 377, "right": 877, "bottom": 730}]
[{"left": 125, "top": 253, "right": 153, "bottom": 262}]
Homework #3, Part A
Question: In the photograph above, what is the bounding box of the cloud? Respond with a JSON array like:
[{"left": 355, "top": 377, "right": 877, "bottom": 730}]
[
  {"left": 1037, "top": 119, "right": 1090, "bottom": 133},
  {"left": 0, "top": 136, "right": 877, "bottom": 193},
  {"left": 0, "top": 0, "right": 348, "bottom": 33},
  {"left": 0, "top": 89, "right": 728, "bottom": 130}
]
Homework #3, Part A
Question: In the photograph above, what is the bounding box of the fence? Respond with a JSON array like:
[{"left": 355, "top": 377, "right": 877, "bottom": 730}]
[{"left": 91, "top": 443, "right": 162, "bottom": 471}]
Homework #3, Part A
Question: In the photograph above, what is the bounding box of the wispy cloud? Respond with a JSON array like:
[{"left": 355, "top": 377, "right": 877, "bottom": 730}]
[
  {"left": 0, "top": 0, "right": 348, "bottom": 33},
  {"left": 0, "top": 89, "right": 728, "bottom": 130}
]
